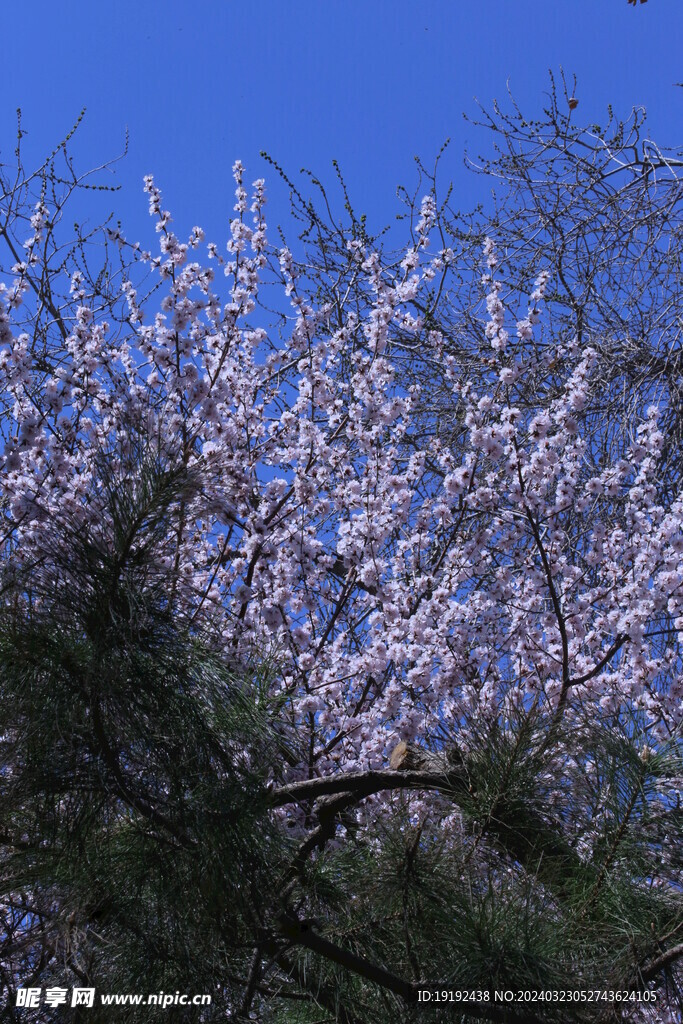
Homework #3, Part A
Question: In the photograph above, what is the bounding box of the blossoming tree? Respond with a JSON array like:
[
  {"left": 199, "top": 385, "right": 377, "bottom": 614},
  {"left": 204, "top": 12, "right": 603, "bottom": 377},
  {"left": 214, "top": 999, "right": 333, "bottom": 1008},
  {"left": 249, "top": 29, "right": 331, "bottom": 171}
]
[{"left": 0, "top": 113, "right": 681, "bottom": 1023}]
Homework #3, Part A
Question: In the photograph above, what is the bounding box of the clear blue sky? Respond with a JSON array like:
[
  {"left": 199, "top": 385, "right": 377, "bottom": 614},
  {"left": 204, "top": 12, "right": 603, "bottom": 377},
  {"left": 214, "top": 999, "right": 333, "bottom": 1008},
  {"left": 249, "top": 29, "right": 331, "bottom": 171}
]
[{"left": 2, "top": 1, "right": 682, "bottom": 247}]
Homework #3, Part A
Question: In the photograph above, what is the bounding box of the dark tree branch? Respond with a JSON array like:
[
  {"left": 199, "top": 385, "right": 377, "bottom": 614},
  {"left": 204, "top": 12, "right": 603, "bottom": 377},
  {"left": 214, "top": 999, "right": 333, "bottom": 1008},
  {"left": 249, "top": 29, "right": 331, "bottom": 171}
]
[
  {"left": 272, "top": 743, "right": 586, "bottom": 901},
  {"left": 639, "top": 942, "right": 683, "bottom": 986},
  {"left": 271, "top": 767, "right": 454, "bottom": 807},
  {"left": 274, "top": 914, "right": 544, "bottom": 1023}
]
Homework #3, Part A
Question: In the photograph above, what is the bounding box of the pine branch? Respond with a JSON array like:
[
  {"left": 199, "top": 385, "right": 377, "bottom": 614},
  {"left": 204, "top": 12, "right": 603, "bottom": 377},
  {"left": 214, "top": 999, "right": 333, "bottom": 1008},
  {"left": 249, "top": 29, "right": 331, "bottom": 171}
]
[
  {"left": 272, "top": 744, "right": 583, "bottom": 895},
  {"left": 274, "top": 913, "right": 545, "bottom": 1023}
]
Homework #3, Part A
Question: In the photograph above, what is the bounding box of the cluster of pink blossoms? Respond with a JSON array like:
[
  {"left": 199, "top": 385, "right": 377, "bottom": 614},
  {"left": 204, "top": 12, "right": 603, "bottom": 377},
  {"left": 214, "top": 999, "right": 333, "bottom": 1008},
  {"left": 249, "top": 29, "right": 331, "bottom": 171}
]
[{"left": 0, "top": 165, "right": 681, "bottom": 796}]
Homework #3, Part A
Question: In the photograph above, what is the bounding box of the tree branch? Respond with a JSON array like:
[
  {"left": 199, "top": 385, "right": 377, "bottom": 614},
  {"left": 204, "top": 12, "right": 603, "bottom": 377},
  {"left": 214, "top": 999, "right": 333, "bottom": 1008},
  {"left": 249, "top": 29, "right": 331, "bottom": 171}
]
[
  {"left": 271, "top": 767, "right": 453, "bottom": 807},
  {"left": 639, "top": 942, "right": 683, "bottom": 986},
  {"left": 272, "top": 743, "right": 585, "bottom": 897},
  {"left": 274, "top": 914, "right": 544, "bottom": 1023}
]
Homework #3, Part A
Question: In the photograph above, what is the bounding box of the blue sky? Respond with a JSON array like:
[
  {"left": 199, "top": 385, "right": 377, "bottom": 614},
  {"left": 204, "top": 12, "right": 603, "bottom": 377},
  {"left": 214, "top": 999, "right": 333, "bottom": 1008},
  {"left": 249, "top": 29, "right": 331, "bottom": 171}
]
[{"left": 1, "top": 1, "right": 681, "bottom": 248}]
